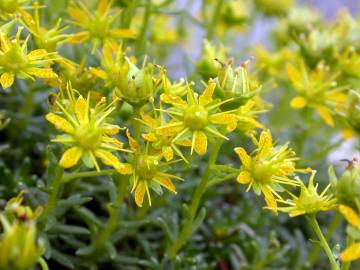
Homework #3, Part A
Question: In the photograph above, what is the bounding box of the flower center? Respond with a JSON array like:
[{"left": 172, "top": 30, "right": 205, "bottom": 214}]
[
  {"left": 135, "top": 155, "right": 159, "bottom": 179},
  {"left": 252, "top": 161, "right": 274, "bottom": 184},
  {"left": 74, "top": 124, "right": 102, "bottom": 150},
  {"left": 183, "top": 105, "right": 208, "bottom": 130},
  {"left": 0, "top": 46, "right": 27, "bottom": 72}
]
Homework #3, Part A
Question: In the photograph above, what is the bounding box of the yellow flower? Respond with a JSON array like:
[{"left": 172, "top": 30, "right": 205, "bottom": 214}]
[
  {"left": 67, "top": 0, "right": 136, "bottom": 51},
  {"left": 125, "top": 130, "right": 182, "bottom": 207},
  {"left": 157, "top": 81, "right": 238, "bottom": 155},
  {"left": 20, "top": 2, "right": 71, "bottom": 52},
  {"left": 90, "top": 40, "right": 125, "bottom": 88},
  {"left": 339, "top": 205, "right": 360, "bottom": 262},
  {"left": 287, "top": 61, "right": 348, "bottom": 127},
  {"left": 234, "top": 130, "right": 302, "bottom": 212},
  {"left": 0, "top": 28, "right": 57, "bottom": 89},
  {"left": 46, "top": 83, "right": 130, "bottom": 173},
  {"left": 138, "top": 110, "right": 187, "bottom": 162},
  {"left": 0, "top": 215, "right": 45, "bottom": 270},
  {"left": 276, "top": 170, "right": 337, "bottom": 217}
]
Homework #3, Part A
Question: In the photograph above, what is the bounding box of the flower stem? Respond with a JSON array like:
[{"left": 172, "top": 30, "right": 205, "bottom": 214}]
[
  {"left": 94, "top": 175, "right": 129, "bottom": 250},
  {"left": 167, "top": 139, "right": 224, "bottom": 258},
  {"left": 309, "top": 212, "right": 342, "bottom": 265},
  {"left": 308, "top": 214, "right": 340, "bottom": 270},
  {"left": 39, "top": 166, "right": 64, "bottom": 230},
  {"left": 63, "top": 169, "right": 116, "bottom": 183},
  {"left": 135, "top": 0, "right": 151, "bottom": 55}
]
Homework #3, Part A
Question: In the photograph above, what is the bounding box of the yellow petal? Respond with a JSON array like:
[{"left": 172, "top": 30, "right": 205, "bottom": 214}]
[
  {"left": 286, "top": 64, "right": 301, "bottom": 84},
  {"left": 59, "top": 147, "right": 82, "bottom": 168},
  {"left": 154, "top": 174, "right": 176, "bottom": 193},
  {"left": 327, "top": 91, "right": 347, "bottom": 104},
  {"left": 261, "top": 185, "right": 277, "bottom": 213},
  {"left": 28, "top": 68, "right": 57, "bottom": 78},
  {"left": 194, "top": 131, "right": 207, "bottom": 155},
  {"left": 160, "top": 93, "right": 186, "bottom": 107},
  {"left": 342, "top": 128, "right": 354, "bottom": 140},
  {"left": 95, "top": 150, "right": 120, "bottom": 168},
  {"left": 162, "top": 146, "right": 174, "bottom": 161},
  {"left": 211, "top": 113, "right": 238, "bottom": 132},
  {"left": 234, "top": 147, "right": 251, "bottom": 168},
  {"left": 75, "top": 96, "right": 88, "bottom": 124},
  {"left": 317, "top": 106, "right": 334, "bottom": 126},
  {"left": 199, "top": 81, "right": 216, "bottom": 106},
  {"left": 67, "top": 32, "right": 89, "bottom": 44},
  {"left": 142, "top": 133, "right": 157, "bottom": 142},
  {"left": 237, "top": 171, "right": 252, "bottom": 184},
  {"left": 126, "top": 129, "right": 140, "bottom": 152},
  {"left": 116, "top": 163, "right": 133, "bottom": 175},
  {"left": 0, "top": 72, "right": 14, "bottom": 89},
  {"left": 110, "top": 29, "right": 137, "bottom": 39},
  {"left": 290, "top": 96, "right": 308, "bottom": 109},
  {"left": 135, "top": 181, "right": 146, "bottom": 207},
  {"left": 339, "top": 205, "right": 360, "bottom": 230},
  {"left": 258, "top": 130, "right": 272, "bottom": 158},
  {"left": 46, "top": 113, "right": 74, "bottom": 133},
  {"left": 90, "top": 67, "right": 107, "bottom": 80},
  {"left": 68, "top": 6, "right": 89, "bottom": 24},
  {"left": 140, "top": 112, "right": 157, "bottom": 128},
  {"left": 104, "top": 124, "right": 121, "bottom": 135},
  {"left": 27, "top": 49, "right": 49, "bottom": 60},
  {"left": 175, "top": 139, "right": 192, "bottom": 146},
  {"left": 157, "top": 122, "right": 184, "bottom": 136},
  {"left": 340, "top": 243, "right": 360, "bottom": 262},
  {"left": 97, "top": 0, "right": 109, "bottom": 14}
]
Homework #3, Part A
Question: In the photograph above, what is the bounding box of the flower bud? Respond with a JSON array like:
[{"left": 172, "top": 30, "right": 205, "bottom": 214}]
[
  {"left": 196, "top": 40, "right": 227, "bottom": 80},
  {"left": 0, "top": 216, "right": 45, "bottom": 270},
  {"left": 330, "top": 159, "right": 360, "bottom": 210},
  {"left": 115, "top": 57, "right": 157, "bottom": 107}
]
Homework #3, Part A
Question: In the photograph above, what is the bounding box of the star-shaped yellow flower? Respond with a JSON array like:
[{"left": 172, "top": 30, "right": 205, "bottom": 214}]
[
  {"left": 67, "top": 0, "right": 136, "bottom": 51},
  {"left": 126, "top": 130, "right": 183, "bottom": 207},
  {"left": 158, "top": 80, "right": 238, "bottom": 155},
  {"left": 0, "top": 28, "right": 57, "bottom": 89},
  {"left": 46, "top": 84, "right": 130, "bottom": 173},
  {"left": 234, "top": 130, "right": 303, "bottom": 212},
  {"left": 287, "top": 61, "right": 347, "bottom": 127},
  {"left": 276, "top": 170, "right": 337, "bottom": 217}
]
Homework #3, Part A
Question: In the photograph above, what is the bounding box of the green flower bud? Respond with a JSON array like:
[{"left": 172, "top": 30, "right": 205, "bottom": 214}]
[
  {"left": 221, "top": 0, "right": 251, "bottom": 26},
  {"left": 115, "top": 57, "right": 157, "bottom": 107},
  {"left": 329, "top": 160, "right": 360, "bottom": 210},
  {"left": 196, "top": 40, "right": 227, "bottom": 80},
  {"left": 215, "top": 60, "right": 260, "bottom": 109}
]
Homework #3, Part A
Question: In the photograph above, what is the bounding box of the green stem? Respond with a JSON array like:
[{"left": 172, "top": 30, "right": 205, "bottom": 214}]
[
  {"left": 309, "top": 212, "right": 342, "bottom": 265},
  {"left": 167, "top": 139, "right": 224, "bottom": 258},
  {"left": 135, "top": 0, "right": 151, "bottom": 55},
  {"left": 206, "top": 0, "right": 224, "bottom": 40},
  {"left": 39, "top": 166, "right": 64, "bottom": 230},
  {"left": 308, "top": 214, "right": 340, "bottom": 270},
  {"left": 94, "top": 175, "right": 129, "bottom": 250},
  {"left": 63, "top": 169, "right": 116, "bottom": 183}
]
